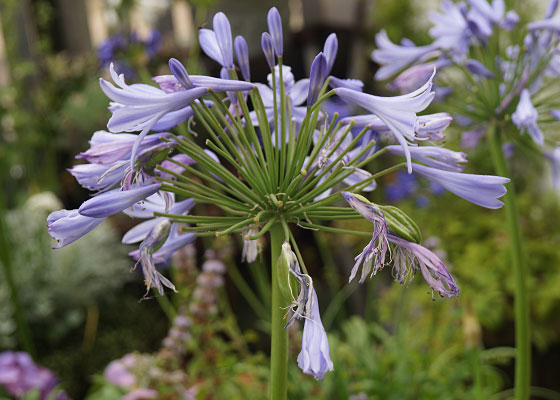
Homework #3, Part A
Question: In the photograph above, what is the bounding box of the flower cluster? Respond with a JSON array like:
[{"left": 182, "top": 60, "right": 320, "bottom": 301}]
[
  {"left": 48, "top": 7, "right": 510, "bottom": 380},
  {"left": 372, "top": 0, "right": 560, "bottom": 182}
]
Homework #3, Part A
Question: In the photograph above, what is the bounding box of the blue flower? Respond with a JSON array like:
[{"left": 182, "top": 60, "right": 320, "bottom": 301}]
[
  {"left": 411, "top": 163, "right": 509, "bottom": 209},
  {"left": 307, "top": 53, "right": 328, "bottom": 106},
  {"left": 335, "top": 72, "right": 436, "bottom": 173},
  {"left": 76, "top": 131, "right": 169, "bottom": 165},
  {"left": 297, "top": 289, "right": 333, "bottom": 380},
  {"left": 282, "top": 243, "right": 333, "bottom": 380},
  {"left": 79, "top": 183, "right": 162, "bottom": 218},
  {"left": 429, "top": 0, "right": 471, "bottom": 60},
  {"left": 387, "top": 145, "right": 467, "bottom": 172},
  {"left": 512, "top": 89, "right": 544, "bottom": 146},
  {"left": 47, "top": 209, "right": 104, "bottom": 248},
  {"left": 234, "top": 35, "right": 251, "bottom": 80},
  {"left": 372, "top": 30, "right": 439, "bottom": 80},
  {"left": 267, "top": 7, "right": 283, "bottom": 57},
  {"left": 199, "top": 12, "right": 234, "bottom": 68}
]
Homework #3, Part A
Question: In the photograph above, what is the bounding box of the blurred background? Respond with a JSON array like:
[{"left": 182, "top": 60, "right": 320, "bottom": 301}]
[{"left": 0, "top": 0, "right": 559, "bottom": 398}]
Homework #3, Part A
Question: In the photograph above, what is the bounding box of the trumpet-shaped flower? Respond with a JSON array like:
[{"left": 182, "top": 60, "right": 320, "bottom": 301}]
[
  {"left": 335, "top": 72, "right": 436, "bottom": 172},
  {"left": 412, "top": 163, "right": 509, "bottom": 208},
  {"left": 47, "top": 209, "right": 104, "bottom": 248},
  {"left": 76, "top": 131, "right": 169, "bottom": 165},
  {"left": 372, "top": 30, "right": 439, "bottom": 80}
]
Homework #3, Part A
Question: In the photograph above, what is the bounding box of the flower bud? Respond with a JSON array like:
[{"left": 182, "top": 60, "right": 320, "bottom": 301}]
[
  {"left": 307, "top": 53, "right": 328, "bottom": 106},
  {"left": 261, "top": 32, "right": 275, "bottom": 69},
  {"left": 234, "top": 35, "right": 251, "bottom": 81},
  {"left": 267, "top": 7, "right": 283, "bottom": 56}
]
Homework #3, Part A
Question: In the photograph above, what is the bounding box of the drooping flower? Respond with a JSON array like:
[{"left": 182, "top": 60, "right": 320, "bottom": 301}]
[
  {"left": 388, "top": 234, "right": 459, "bottom": 297},
  {"left": 343, "top": 192, "right": 389, "bottom": 283},
  {"left": 134, "top": 218, "right": 177, "bottom": 296},
  {"left": 512, "top": 89, "right": 544, "bottom": 146},
  {"left": 282, "top": 242, "right": 333, "bottom": 380}
]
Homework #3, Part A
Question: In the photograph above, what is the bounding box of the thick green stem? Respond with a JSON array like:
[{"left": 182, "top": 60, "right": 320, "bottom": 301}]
[
  {"left": 269, "top": 223, "right": 288, "bottom": 400},
  {"left": 488, "top": 123, "right": 530, "bottom": 400}
]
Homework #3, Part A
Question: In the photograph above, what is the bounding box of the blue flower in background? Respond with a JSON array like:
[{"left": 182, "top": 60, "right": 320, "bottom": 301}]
[{"left": 98, "top": 30, "right": 162, "bottom": 78}]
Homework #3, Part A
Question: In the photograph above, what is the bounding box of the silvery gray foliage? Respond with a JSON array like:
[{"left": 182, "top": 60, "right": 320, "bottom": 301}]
[{"left": 0, "top": 193, "right": 130, "bottom": 346}]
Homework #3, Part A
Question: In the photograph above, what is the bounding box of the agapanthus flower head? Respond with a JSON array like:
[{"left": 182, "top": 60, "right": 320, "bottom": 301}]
[
  {"left": 49, "top": 6, "right": 509, "bottom": 382},
  {"left": 370, "top": 0, "right": 560, "bottom": 188}
]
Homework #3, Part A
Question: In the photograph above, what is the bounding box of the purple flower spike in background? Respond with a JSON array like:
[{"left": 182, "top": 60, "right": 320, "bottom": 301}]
[
  {"left": 0, "top": 351, "right": 69, "bottom": 400},
  {"left": 267, "top": 7, "right": 283, "bottom": 57},
  {"left": 512, "top": 89, "right": 544, "bottom": 146}
]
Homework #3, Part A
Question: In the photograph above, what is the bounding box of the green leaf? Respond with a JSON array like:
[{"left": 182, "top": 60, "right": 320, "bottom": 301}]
[{"left": 378, "top": 205, "right": 422, "bottom": 244}]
